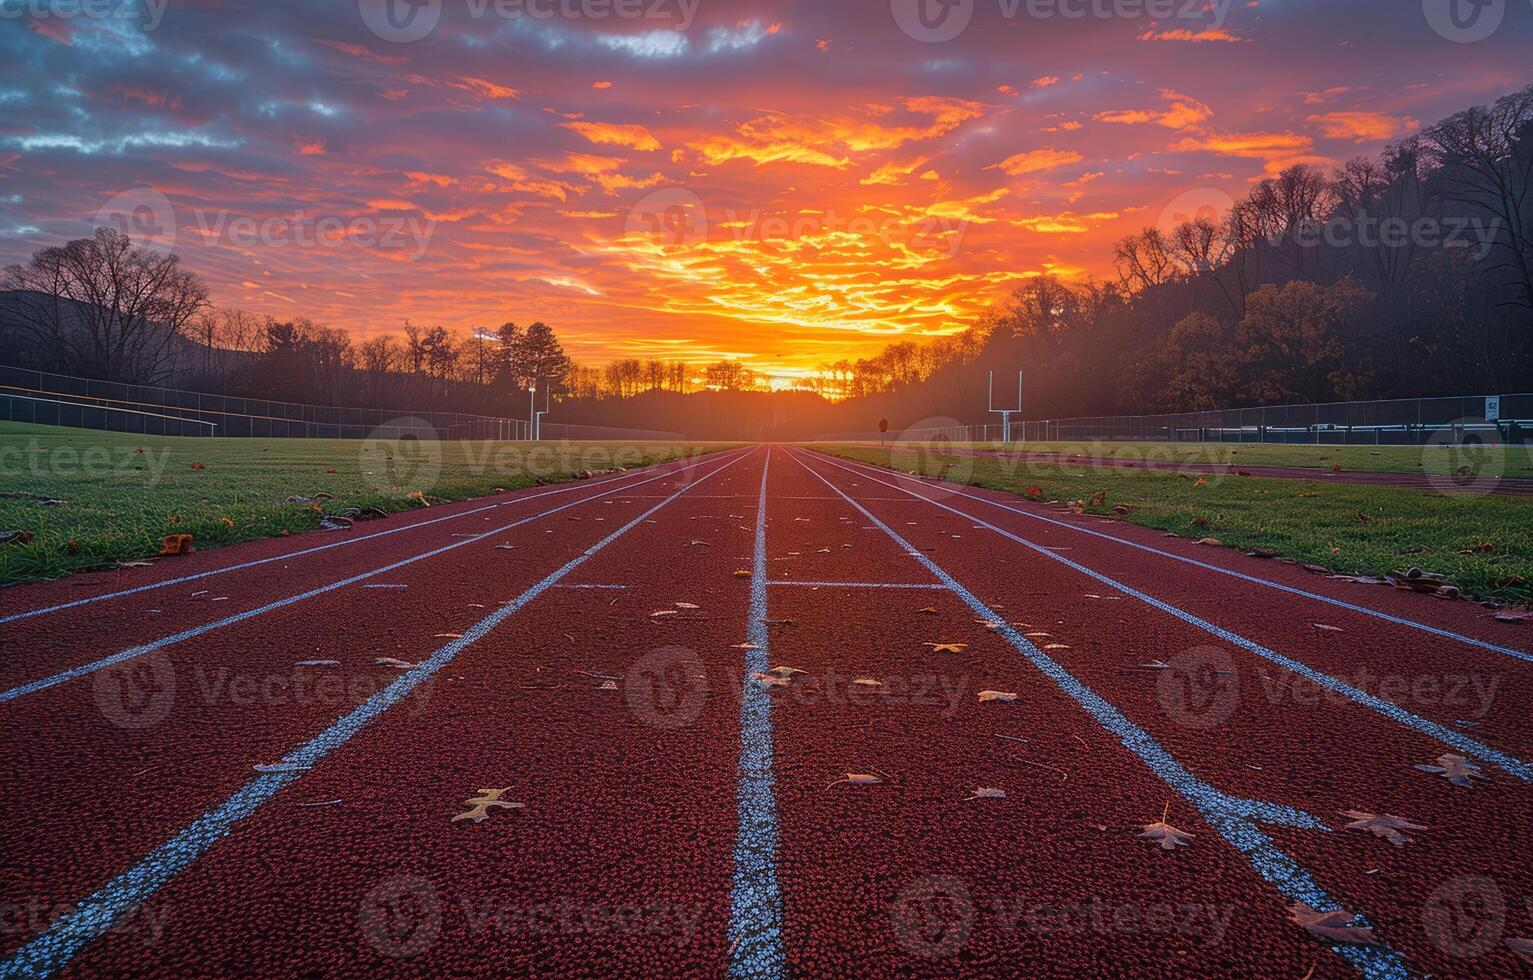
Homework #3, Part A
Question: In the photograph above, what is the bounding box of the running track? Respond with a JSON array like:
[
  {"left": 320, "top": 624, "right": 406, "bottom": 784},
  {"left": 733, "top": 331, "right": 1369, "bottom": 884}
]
[{"left": 2, "top": 445, "right": 1530, "bottom": 977}]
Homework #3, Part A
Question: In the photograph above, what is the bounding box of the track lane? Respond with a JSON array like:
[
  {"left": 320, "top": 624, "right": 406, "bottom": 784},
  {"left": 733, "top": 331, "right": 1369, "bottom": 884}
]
[
  {"left": 812, "top": 449, "right": 1530, "bottom": 661},
  {"left": 0, "top": 448, "right": 733, "bottom": 626},
  {"left": 786, "top": 447, "right": 1533, "bottom": 976},
  {"left": 807, "top": 451, "right": 1533, "bottom": 762},
  {"left": 0, "top": 451, "right": 747, "bottom": 699},
  {"left": 9, "top": 447, "right": 769, "bottom": 977},
  {"left": 0, "top": 449, "right": 755, "bottom": 969}
]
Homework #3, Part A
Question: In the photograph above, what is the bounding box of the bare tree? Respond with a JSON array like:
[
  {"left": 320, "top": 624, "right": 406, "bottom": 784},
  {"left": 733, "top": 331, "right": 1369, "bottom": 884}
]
[{"left": 2, "top": 228, "right": 208, "bottom": 383}]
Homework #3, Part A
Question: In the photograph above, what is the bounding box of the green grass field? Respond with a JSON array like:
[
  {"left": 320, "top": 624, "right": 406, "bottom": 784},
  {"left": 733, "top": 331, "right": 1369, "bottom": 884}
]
[
  {"left": 0, "top": 422, "right": 732, "bottom": 586},
  {"left": 821, "top": 444, "right": 1533, "bottom": 606},
  {"left": 896, "top": 440, "right": 1533, "bottom": 477}
]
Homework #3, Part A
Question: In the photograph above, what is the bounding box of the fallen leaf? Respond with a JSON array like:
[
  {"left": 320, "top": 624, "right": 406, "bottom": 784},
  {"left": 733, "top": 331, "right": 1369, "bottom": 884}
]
[
  {"left": 926, "top": 642, "right": 968, "bottom": 654},
  {"left": 978, "top": 690, "right": 1018, "bottom": 702},
  {"left": 1139, "top": 804, "right": 1194, "bottom": 850},
  {"left": 1194, "top": 537, "right": 1222, "bottom": 547},
  {"left": 434, "top": 632, "right": 464, "bottom": 639},
  {"left": 597, "top": 680, "right": 618, "bottom": 690},
  {"left": 1288, "top": 902, "right": 1378, "bottom": 946},
  {"left": 827, "top": 772, "right": 886, "bottom": 788},
  {"left": 651, "top": 609, "right": 678, "bottom": 618},
  {"left": 1414, "top": 754, "right": 1485, "bottom": 787},
  {"left": 732, "top": 569, "right": 752, "bottom": 578},
  {"left": 766, "top": 666, "right": 806, "bottom": 678},
  {"left": 967, "top": 787, "right": 1006, "bottom": 800},
  {"left": 374, "top": 657, "right": 418, "bottom": 669},
  {"left": 1341, "top": 810, "right": 1428, "bottom": 846},
  {"left": 752, "top": 672, "right": 791, "bottom": 688},
  {"left": 1042, "top": 644, "right": 1072, "bottom": 651},
  {"left": 916, "top": 607, "right": 939, "bottom": 615},
  {"left": 1312, "top": 623, "right": 1344, "bottom": 633},
  {"left": 451, "top": 788, "right": 523, "bottom": 824},
  {"left": 159, "top": 534, "right": 194, "bottom": 556},
  {"left": 675, "top": 602, "right": 700, "bottom": 609}
]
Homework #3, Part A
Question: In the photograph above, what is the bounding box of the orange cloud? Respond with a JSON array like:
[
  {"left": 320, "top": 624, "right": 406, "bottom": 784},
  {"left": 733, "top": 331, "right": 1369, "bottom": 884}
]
[
  {"left": 562, "top": 121, "right": 663, "bottom": 152},
  {"left": 1307, "top": 111, "right": 1420, "bottom": 142},
  {"left": 1094, "top": 90, "right": 1212, "bottom": 130},
  {"left": 1137, "top": 28, "right": 1246, "bottom": 43},
  {"left": 989, "top": 148, "right": 1084, "bottom": 176}
]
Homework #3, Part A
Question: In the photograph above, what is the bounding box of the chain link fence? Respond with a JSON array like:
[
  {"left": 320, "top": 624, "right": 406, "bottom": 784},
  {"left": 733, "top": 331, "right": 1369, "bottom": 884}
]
[
  {"left": 826, "top": 394, "right": 1532, "bottom": 445},
  {"left": 0, "top": 365, "right": 679, "bottom": 441}
]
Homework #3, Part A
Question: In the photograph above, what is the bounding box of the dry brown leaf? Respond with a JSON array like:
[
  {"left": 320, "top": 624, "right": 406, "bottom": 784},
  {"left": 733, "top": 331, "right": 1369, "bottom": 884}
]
[
  {"left": 159, "top": 533, "right": 195, "bottom": 556},
  {"left": 752, "top": 672, "right": 791, "bottom": 688},
  {"left": 1340, "top": 810, "right": 1428, "bottom": 846},
  {"left": 1414, "top": 753, "right": 1485, "bottom": 787},
  {"left": 766, "top": 666, "right": 805, "bottom": 678},
  {"left": 916, "top": 606, "right": 939, "bottom": 615},
  {"left": 827, "top": 772, "right": 886, "bottom": 788},
  {"left": 433, "top": 633, "right": 464, "bottom": 639},
  {"left": 967, "top": 787, "right": 1006, "bottom": 800},
  {"left": 978, "top": 690, "right": 1018, "bottom": 702},
  {"left": 926, "top": 642, "right": 967, "bottom": 654},
  {"left": 1042, "top": 644, "right": 1072, "bottom": 651},
  {"left": 1288, "top": 902, "right": 1378, "bottom": 946},
  {"left": 651, "top": 609, "right": 678, "bottom": 618},
  {"left": 675, "top": 602, "right": 700, "bottom": 609},
  {"left": 1312, "top": 623, "right": 1344, "bottom": 632},
  {"left": 732, "top": 569, "right": 752, "bottom": 578},
  {"left": 1139, "top": 804, "right": 1194, "bottom": 850},
  {"left": 451, "top": 788, "right": 523, "bottom": 824}
]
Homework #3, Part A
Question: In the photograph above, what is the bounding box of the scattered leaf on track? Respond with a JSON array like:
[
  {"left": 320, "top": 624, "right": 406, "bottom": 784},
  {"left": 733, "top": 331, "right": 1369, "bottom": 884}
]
[
  {"left": 827, "top": 772, "right": 886, "bottom": 788},
  {"left": 978, "top": 691, "right": 1018, "bottom": 702},
  {"left": 1139, "top": 804, "right": 1194, "bottom": 850},
  {"left": 1341, "top": 811, "right": 1428, "bottom": 846},
  {"left": 926, "top": 642, "right": 968, "bottom": 654},
  {"left": 1414, "top": 753, "right": 1485, "bottom": 787},
  {"left": 967, "top": 788, "right": 1006, "bottom": 800},
  {"left": 1288, "top": 902, "right": 1378, "bottom": 946},
  {"left": 452, "top": 788, "right": 523, "bottom": 824}
]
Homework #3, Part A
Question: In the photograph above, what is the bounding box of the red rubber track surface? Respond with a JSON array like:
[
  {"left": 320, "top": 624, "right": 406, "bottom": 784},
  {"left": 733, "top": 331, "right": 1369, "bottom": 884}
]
[{"left": 1, "top": 444, "right": 1529, "bottom": 978}]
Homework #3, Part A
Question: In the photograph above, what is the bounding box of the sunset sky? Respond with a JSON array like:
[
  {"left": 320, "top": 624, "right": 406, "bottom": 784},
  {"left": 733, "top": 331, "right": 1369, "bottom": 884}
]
[{"left": 1, "top": 0, "right": 1529, "bottom": 383}]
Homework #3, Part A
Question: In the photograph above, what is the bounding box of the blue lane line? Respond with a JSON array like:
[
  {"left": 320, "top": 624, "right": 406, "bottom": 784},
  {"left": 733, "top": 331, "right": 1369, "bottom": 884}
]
[
  {"left": 786, "top": 448, "right": 1409, "bottom": 979},
  {"left": 766, "top": 580, "right": 948, "bottom": 590},
  {"left": 809, "top": 453, "right": 1532, "bottom": 782},
  {"left": 817, "top": 451, "right": 1532, "bottom": 663},
  {"left": 0, "top": 448, "right": 754, "bottom": 980},
  {"left": 727, "top": 446, "right": 785, "bottom": 979},
  {"left": 0, "top": 456, "right": 714, "bottom": 628},
  {"left": 0, "top": 450, "right": 752, "bottom": 706}
]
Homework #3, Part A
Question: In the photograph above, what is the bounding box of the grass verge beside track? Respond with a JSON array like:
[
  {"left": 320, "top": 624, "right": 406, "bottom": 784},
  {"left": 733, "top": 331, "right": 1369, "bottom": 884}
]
[
  {"left": 955, "top": 440, "right": 1533, "bottom": 475},
  {"left": 0, "top": 421, "right": 732, "bottom": 585},
  {"left": 818, "top": 443, "right": 1533, "bottom": 605}
]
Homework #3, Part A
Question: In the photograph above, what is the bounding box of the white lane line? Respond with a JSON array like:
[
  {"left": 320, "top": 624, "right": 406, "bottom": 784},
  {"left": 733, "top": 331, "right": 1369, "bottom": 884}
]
[
  {"left": 0, "top": 448, "right": 756, "bottom": 980},
  {"left": 766, "top": 581, "right": 948, "bottom": 590},
  {"left": 815, "top": 450, "right": 1531, "bottom": 662},
  {"left": 0, "top": 449, "right": 754, "bottom": 705},
  {"left": 0, "top": 454, "right": 720, "bottom": 627},
  {"left": 806, "top": 452, "right": 1532, "bottom": 782},
  {"left": 728, "top": 446, "right": 785, "bottom": 978},
  {"left": 786, "top": 448, "right": 1408, "bottom": 980}
]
